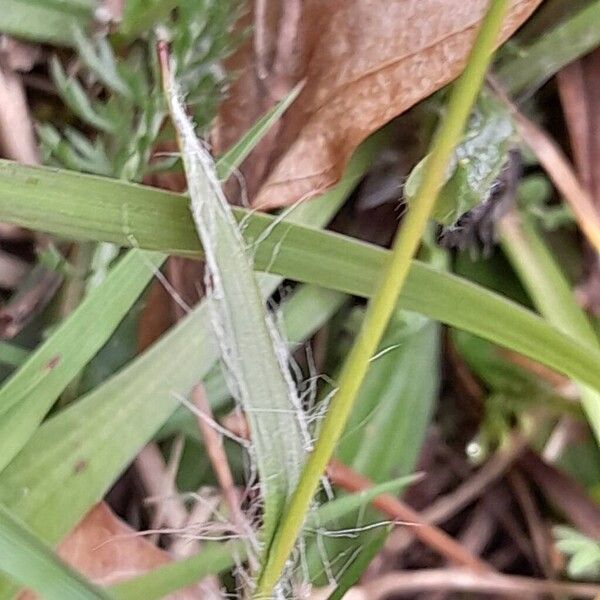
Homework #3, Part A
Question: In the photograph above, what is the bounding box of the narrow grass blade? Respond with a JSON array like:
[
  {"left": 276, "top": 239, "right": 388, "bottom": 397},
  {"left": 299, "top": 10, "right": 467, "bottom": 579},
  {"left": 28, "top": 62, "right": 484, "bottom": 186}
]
[
  {"left": 217, "top": 84, "right": 302, "bottom": 181},
  {"left": 1, "top": 158, "right": 600, "bottom": 397},
  {"left": 306, "top": 474, "right": 420, "bottom": 531},
  {"left": 0, "top": 504, "right": 108, "bottom": 600},
  {"left": 338, "top": 314, "right": 440, "bottom": 482},
  {"left": 325, "top": 529, "right": 389, "bottom": 600},
  {"left": 110, "top": 541, "right": 245, "bottom": 600},
  {"left": 499, "top": 211, "right": 600, "bottom": 439},
  {"left": 0, "top": 250, "right": 164, "bottom": 473}
]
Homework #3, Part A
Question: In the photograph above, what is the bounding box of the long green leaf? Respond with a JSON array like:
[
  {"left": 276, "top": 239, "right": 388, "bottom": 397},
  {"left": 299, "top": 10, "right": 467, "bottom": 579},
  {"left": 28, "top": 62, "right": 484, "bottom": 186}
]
[
  {"left": 0, "top": 250, "right": 164, "bottom": 473},
  {"left": 0, "top": 0, "right": 94, "bottom": 45},
  {"left": 0, "top": 504, "right": 108, "bottom": 600},
  {"left": 1, "top": 160, "right": 599, "bottom": 397}
]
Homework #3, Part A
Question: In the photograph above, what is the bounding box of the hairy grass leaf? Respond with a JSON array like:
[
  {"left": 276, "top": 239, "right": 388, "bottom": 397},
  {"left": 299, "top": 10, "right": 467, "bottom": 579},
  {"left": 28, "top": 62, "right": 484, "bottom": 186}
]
[{"left": 165, "top": 71, "right": 309, "bottom": 552}]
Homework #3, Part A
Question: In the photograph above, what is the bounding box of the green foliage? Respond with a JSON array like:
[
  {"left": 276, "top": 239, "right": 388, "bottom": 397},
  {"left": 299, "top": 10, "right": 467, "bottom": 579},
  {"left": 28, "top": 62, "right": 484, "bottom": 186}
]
[
  {"left": 0, "top": 144, "right": 372, "bottom": 599},
  {"left": 0, "top": 504, "right": 106, "bottom": 600},
  {"left": 0, "top": 250, "right": 164, "bottom": 474},
  {"left": 0, "top": 0, "right": 96, "bottom": 45},
  {"left": 554, "top": 526, "right": 600, "bottom": 580},
  {"left": 1, "top": 1, "right": 600, "bottom": 596},
  {"left": 405, "top": 91, "right": 514, "bottom": 227},
  {"left": 2, "top": 157, "right": 600, "bottom": 400},
  {"left": 41, "top": 1, "right": 240, "bottom": 181},
  {"left": 518, "top": 174, "right": 574, "bottom": 231}
]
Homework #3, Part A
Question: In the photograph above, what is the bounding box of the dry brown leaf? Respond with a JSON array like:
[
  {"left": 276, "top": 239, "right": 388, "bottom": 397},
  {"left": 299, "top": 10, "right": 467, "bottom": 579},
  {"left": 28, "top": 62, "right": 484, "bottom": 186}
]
[
  {"left": 19, "top": 502, "right": 197, "bottom": 600},
  {"left": 246, "top": 0, "right": 543, "bottom": 209},
  {"left": 557, "top": 49, "right": 600, "bottom": 313}
]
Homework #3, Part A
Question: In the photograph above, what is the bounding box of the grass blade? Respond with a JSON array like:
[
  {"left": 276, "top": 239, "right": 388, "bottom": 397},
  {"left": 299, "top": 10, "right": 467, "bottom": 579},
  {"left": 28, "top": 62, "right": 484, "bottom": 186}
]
[
  {"left": 0, "top": 159, "right": 600, "bottom": 399},
  {"left": 497, "top": 0, "right": 600, "bottom": 96},
  {"left": 306, "top": 474, "right": 420, "bottom": 531},
  {"left": 0, "top": 250, "right": 164, "bottom": 473},
  {"left": 0, "top": 504, "right": 108, "bottom": 600},
  {"left": 216, "top": 84, "right": 302, "bottom": 181},
  {"left": 499, "top": 211, "right": 600, "bottom": 439},
  {"left": 110, "top": 541, "right": 244, "bottom": 600},
  {"left": 163, "top": 60, "right": 308, "bottom": 552}
]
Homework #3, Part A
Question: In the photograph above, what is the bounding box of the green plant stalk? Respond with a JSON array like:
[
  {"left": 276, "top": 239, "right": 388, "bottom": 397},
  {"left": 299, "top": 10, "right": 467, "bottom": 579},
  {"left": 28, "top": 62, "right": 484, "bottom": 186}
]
[{"left": 256, "top": 0, "right": 511, "bottom": 595}]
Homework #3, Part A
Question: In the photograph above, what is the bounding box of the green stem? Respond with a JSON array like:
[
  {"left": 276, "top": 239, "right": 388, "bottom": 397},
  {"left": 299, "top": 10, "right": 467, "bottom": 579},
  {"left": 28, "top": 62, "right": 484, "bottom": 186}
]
[{"left": 256, "top": 0, "right": 511, "bottom": 595}]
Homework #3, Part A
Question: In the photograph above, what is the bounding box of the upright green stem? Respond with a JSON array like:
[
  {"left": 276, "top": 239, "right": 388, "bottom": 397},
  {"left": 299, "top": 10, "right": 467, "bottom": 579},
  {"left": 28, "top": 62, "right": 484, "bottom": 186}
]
[{"left": 256, "top": 0, "right": 510, "bottom": 595}]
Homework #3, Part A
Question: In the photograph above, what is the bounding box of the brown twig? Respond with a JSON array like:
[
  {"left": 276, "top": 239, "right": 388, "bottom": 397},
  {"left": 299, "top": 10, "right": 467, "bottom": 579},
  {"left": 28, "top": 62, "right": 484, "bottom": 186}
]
[
  {"left": 518, "top": 449, "right": 600, "bottom": 538},
  {"left": 326, "top": 459, "right": 491, "bottom": 573},
  {"left": 556, "top": 61, "right": 592, "bottom": 191},
  {"left": 387, "top": 435, "right": 530, "bottom": 558},
  {"left": 556, "top": 50, "right": 600, "bottom": 314},
  {"left": 457, "top": 501, "right": 496, "bottom": 557},
  {"left": 358, "top": 568, "right": 600, "bottom": 599},
  {"left": 191, "top": 386, "right": 248, "bottom": 536},
  {"left": 0, "top": 39, "right": 39, "bottom": 165},
  {"left": 0, "top": 251, "right": 28, "bottom": 289},
  {"left": 135, "top": 441, "right": 188, "bottom": 537},
  {"left": 135, "top": 439, "right": 227, "bottom": 598},
  {"left": 417, "top": 434, "right": 528, "bottom": 526},
  {"left": 0, "top": 40, "right": 63, "bottom": 334},
  {"left": 508, "top": 469, "right": 556, "bottom": 580},
  {"left": 490, "top": 78, "right": 600, "bottom": 254},
  {"left": 0, "top": 265, "right": 63, "bottom": 339}
]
